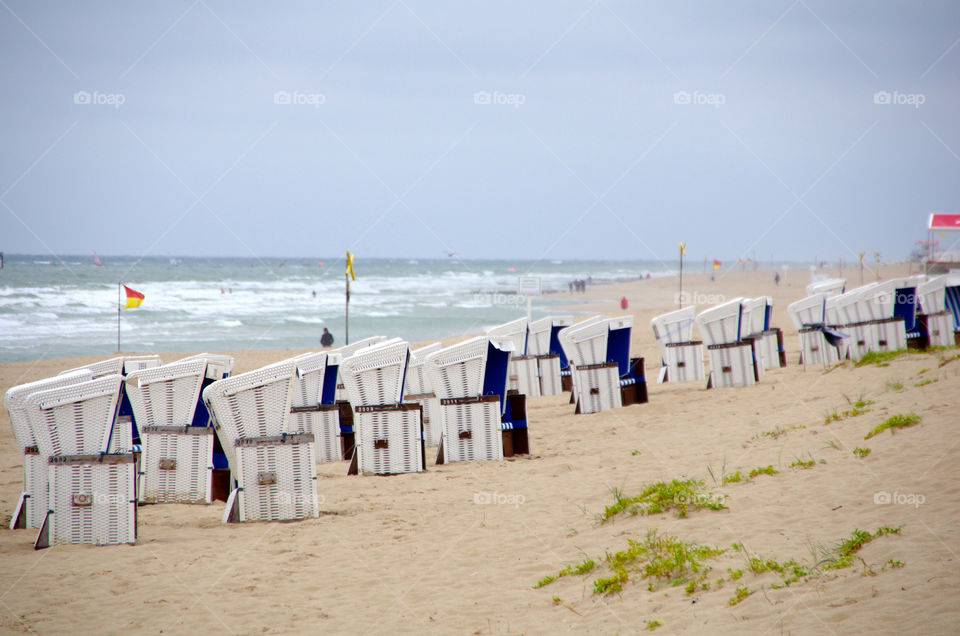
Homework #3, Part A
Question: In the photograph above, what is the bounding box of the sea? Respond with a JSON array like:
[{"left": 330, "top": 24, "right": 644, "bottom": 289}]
[{"left": 0, "top": 254, "right": 684, "bottom": 363}]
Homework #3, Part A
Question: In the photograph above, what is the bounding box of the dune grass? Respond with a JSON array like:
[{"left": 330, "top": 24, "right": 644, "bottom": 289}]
[{"left": 864, "top": 413, "right": 921, "bottom": 439}]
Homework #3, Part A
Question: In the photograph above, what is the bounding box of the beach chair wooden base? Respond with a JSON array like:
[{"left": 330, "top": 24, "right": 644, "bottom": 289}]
[
  {"left": 798, "top": 328, "right": 841, "bottom": 368},
  {"left": 560, "top": 372, "right": 572, "bottom": 393},
  {"left": 139, "top": 425, "right": 214, "bottom": 504},
  {"left": 501, "top": 393, "right": 529, "bottom": 457},
  {"left": 537, "top": 355, "right": 562, "bottom": 395},
  {"left": 404, "top": 392, "right": 441, "bottom": 446},
  {"left": 353, "top": 404, "right": 425, "bottom": 475},
  {"left": 211, "top": 468, "right": 231, "bottom": 502},
  {"left": 663, "top": 342, "right": 705, "bottom": 383},
  {"left": 618, "top": 358, "right": 648, "bottom": 406},
  {"left": 706, "top": 342, "right": 758, "bottom": 389},
  {"left": 572, "top": 363, "right": 621, "bottom": 414},
  {"left": 439, "top": 396, "right": 503, "bottom": 462},
  {"left": 40, "top": 454, "right": 137, "bottom": 547},
  {"left": 338, "top": 401, "right": 355, "bottom": 459},
  {"left": 230, "top": 434, "right": 319, "bottom": 521}
]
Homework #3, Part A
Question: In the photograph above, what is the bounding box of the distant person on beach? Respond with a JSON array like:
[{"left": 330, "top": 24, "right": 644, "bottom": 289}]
[
  {"left": 321, "top": 328, "right": 334, "bottom": 347},
  {"left": 620, "top": 296, "right": 628, "bottom": 310},
  {"left": 774, "top": 272, "right": 781, "bottom": 286}
]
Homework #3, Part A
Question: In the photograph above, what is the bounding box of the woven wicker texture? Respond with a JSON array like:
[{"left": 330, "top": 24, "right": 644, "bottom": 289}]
[
  {"left": 423, "top": 337, "right": 489, "bottom": 399},
  {"left": 355, "top": 408, "right": 423, "bottom": 474},
  {"left": 286, "top": 352, "right": 341, "bottom": 462},
  {"left": 139, "top": 427, "right": 213, "bottom": 503},
  {"left": 46, "top": 459, "right": 136, "bottom": 545},
  {"left": 487, "top": 318, "right": 528, "bottom": 356},
  {"left": 707, "top": 344, "right": 756, "bottom": 388},
  {"left": 440, "top": 399, "right": 503, "bottom": 462},
  {"left": 235, "top": 442, "right": 319, "bottom": 521},
  {"left": 340, "top": 339, "right": 410, "bottom": 407},
  {"left": 25, "top": 375, "right": 125, "bottom": 457},
  {"left": 572, "top": 364, "right": 622, "bottom": 413},
  {"left": 695, "top": 298, "right": 745, "bottom": 347}
]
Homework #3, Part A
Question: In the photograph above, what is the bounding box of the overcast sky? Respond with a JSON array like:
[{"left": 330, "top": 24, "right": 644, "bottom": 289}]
[{"left": 1, "top": 1, "right": 958, "bottom": 262}]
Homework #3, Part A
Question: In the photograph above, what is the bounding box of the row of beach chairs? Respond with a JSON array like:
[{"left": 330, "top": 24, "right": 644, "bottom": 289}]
[
  {"left": 20, "top": 304, "right": 824, "bottom": 546},
  {"left": 786, "top": 274, "right": 960, "bottom": 367},
  {"left": 651, "top": 297, "right": 787, "bottom": 388}
]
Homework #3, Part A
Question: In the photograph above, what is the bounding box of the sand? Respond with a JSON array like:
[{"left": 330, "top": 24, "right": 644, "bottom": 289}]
[{"left": 1, "top": 265, "right": 958, "bottom": 635}]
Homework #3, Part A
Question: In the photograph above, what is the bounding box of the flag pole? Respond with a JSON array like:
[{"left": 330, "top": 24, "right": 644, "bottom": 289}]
[
  {"left": 345, "top": 273, "right": 350, "bottom": 346},
  {"left": 678, "top": 242, "right": 685, "bottom": 308},
  {"left": 117, "top": 282, "right": 121, "bottom": 353}
]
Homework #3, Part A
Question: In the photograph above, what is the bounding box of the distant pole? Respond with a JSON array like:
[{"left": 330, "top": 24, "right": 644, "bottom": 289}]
[
  {"left": 678, "top": 242, "right": 685, "bottom": 308},
  {"left": 345, "top": 275, "right": 350, "bottom": 346},
  {"left": 858, "top": 252, "right": 864, "bottom": 286},
  {"left": 117, "top": 282, "right": 121, "bottom": 353}
]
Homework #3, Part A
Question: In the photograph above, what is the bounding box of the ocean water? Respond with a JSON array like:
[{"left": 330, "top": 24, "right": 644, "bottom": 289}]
[{"left": 0, "top": 254, "right": 674, "bottom": 362}]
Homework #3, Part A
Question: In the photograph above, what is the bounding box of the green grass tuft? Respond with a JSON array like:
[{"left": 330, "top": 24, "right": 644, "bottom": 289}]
[
  {"left": 601, "top": 479, "right": 725, "bottom": 522},
  {"left": 748, "top": 465, "right": 778, "bottom": 478},
  {"left": 852, "top": 446, "right": 871, "bottom": 458},
  {"left": 864, "top": 413, "right": 921, "bottom": 439}
]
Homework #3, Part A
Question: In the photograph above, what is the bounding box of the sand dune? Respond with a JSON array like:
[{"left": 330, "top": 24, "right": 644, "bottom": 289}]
[{"left": 1, "top": 266, "right": 958, "bottom": 634}]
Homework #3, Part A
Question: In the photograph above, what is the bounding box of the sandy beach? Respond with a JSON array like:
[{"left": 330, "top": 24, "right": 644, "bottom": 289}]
[{"left": 1, "top": 266, "right": 958, "bottom": 635}]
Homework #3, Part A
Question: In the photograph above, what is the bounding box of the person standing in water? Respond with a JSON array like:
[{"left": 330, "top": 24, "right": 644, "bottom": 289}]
[{"left": 321, "top": 328, "right": 334, "bottom": 347}]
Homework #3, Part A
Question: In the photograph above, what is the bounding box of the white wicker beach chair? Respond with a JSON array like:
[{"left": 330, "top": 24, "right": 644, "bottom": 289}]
[
  {"left": 558, "top": 317, "right": 625, "bottom": 412},
  {"left": 203, "top": 362, "right": 319, "bottom": 523},
  {"left": 806, "top": 278, "right": 846, "bottom": 296},
  {"left": 788, "top": 293, "right": 842, "bottom": 368},
  {"left": 918, "top": 275, "right": 960, "bottom": 347},
  {"left": 404, "top": 343, "right": 443, "bottom": 447},
  {"left": 340, "top": 339, "right": 423, "bottom": 475},
  {"left": 695, "top": 299, "right": 759, "bottom": 388},
  {"left": 23, "top": 375, "right": 136, "bottom": 547},
  {"left": 527, "top": 316, "right": 572, "bottom": 395},
  {"left": 125, "top": 359, "right": 214, "bottom": 504},
  {"left": 285, "top": 352, "right": 341, "bottom": 463},
  {"left": 424, "top": 337, "right": 512, "bottom": 463},
  {"left": 651, "top": 307, "right": 704, "bottom": 383},
  {"left": 4, "top": 369, "right": 93, "bottom": 530},
  {"left": 740, "top": 297, "right": 786, "bottom": 372},
  {"left": 330, "top": 336, "right": 388, "bottom": 402},
  {"left": 488, "top": 318, "right": 541, "bottom": 397}
]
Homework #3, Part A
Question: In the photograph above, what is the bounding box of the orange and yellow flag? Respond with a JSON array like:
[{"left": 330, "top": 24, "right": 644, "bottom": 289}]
[
  {"left": 712, "top": 259, "right": 722, "bottom": 270},
  {"left": 123, "top": 285, "right": 144, "bottom": 309},
  {"left": 345, "top": 251, "right": 356, "bottom": 281}
]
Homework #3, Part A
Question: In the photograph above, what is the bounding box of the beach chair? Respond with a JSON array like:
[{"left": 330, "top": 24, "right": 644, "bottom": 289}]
[
  {"left": 740, "top": 297, "right": 786, "bottom": 372},
  {"left": 24, "top": 375, "right": 136, "bottom": 547},
  {"left": 404, "top": 343, "right": 443, "bottom": 447},
  {"left": 203, "top": 362, "right": 319, "bottom": 523},
  {"left": 4, "top": 369, "right": 93, "bottom": 530},
  {"left": 806, "top": 278, "right": 846, "bottom": 296},
  {"left": 283, "top": 352, "right": 341, "bottom": 463},
  {"left": 559, "top": 316, "right": 647, "bottom": 411},
  {"left": 59, "top": 355, "right": 163, "bottom": 445},
  {"left": 339, "top": 339, "right": 424, "bottom": 475},
  {"left": 125, "top": 359, "right": 216, "bottom": 504},
  {"left": 527, "top": 316, "right": 572, "bottom": 395},
  {"left": 330, "top": 336, "right": 388, "bottom": 402},
  {"left": 651, "top": 307, "right": 704, "bottom": 383},
  {"left": 488, "top": 318, "right": 540, "bottom": 397},
  {"left": 917, "top": 275, "right": 960, "bottom": 347},
  {"left": 424, "top": 336, "right": 525, "bottom": 463},
  {"left": 695, "top": 299, "right": 759, "bottom": 388},
  {"left": 787, "top": 293, "right": 842, "bottom": 368}
]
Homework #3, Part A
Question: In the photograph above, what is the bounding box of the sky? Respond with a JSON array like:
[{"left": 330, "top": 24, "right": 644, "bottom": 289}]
[{"left": 1, "top": 1, "right": 958, "bottom": 263}]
